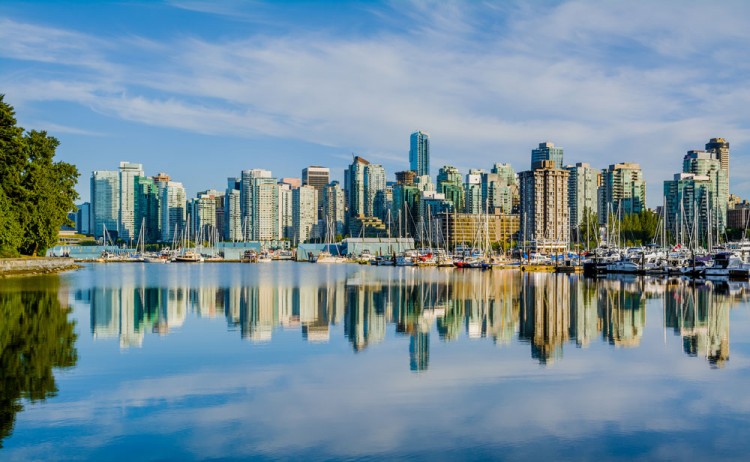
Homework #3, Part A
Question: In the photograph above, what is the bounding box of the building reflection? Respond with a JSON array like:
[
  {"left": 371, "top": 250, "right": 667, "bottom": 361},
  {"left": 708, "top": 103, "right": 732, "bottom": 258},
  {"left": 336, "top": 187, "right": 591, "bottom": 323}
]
[
  {"left": 77, "top": 270, "right": 745, "bottom": 370},
  {"left": 664, "top": 279, "right": 731, "bottom": 368}
]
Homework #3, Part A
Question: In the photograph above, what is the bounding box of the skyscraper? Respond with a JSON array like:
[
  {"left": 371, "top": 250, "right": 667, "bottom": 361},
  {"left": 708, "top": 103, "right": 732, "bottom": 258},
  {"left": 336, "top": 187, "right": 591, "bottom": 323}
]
[
  {"left": 90, "top": 170, "right": 119, "bottom": 240},
  {"left": 134, "top": 176, "right": 160, "bottom": 243},
  {"left": 118, "top": 161, "right": 144, "bottom": 241},
  {"left": 252, "top": 177, "right": 279, "bottom": 241},
  {"left": 409, "top": 130, "right": 430, "bottom": 177},
  {"left": 345, "top": 156, "right": 386, "bottom": 233},
  {"left": 278, "top": 182, "right": 293, "bottom": 240},
  {"left": 531, "top": 142, "right": 564, "bottom": 169},
  {"left": 323, "top": 181, "right": 346, "bottom": 239}
]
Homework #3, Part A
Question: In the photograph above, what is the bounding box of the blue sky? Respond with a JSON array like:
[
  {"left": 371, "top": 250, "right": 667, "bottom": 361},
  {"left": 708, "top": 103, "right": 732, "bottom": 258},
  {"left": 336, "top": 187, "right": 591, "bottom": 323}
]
[{"left": 1, "top": 0, "right": 749, "bottom": 205}]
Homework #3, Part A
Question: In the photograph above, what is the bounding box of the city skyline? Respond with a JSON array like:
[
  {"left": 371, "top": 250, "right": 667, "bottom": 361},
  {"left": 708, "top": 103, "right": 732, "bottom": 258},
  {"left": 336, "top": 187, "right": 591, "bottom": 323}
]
[{"left": 2, "top": 1, "right": 749, "bottom": 205}]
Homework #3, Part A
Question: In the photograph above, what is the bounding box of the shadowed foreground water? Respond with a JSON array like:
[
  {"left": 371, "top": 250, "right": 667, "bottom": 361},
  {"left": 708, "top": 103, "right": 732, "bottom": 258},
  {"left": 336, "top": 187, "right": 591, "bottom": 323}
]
[{"left": 2, "top": 262, "right": 750, "bottom": 461}]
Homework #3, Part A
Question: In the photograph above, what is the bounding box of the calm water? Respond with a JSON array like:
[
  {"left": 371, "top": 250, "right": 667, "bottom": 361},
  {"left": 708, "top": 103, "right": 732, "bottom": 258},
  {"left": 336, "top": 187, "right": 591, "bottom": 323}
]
[{"left": 2, "top": 263, "right": 750, "bottom": 461}]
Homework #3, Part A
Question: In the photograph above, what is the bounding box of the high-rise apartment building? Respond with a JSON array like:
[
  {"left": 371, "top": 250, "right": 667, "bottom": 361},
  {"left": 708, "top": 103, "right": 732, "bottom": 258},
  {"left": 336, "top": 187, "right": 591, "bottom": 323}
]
[
  {"left": 531, "top": 142, "right": 564, "bottom": 169},
  {"left": 91, "top": 170, "right": 120, "bottom": 240},
  {"left": 598, "top": 163, "right": 646, "bottom": 223},
  {"left": 240, "top": 169, "right": 272, "bottom": 240},
  {"left": 345, "top": 156, "right": 386, "bottom": 233},
  {"left": 160, "top": 181, "right": 186, "bottom": 242},
  {"left": 565, "top": 162, "right": 598, "bottom": 231},
  {"left": 365, "top": 163, "right": 386, "bottom": 218},
  {"left": 409, "top": 130, "right": 430, "bottom": 177},
  {"left": 293, "top": 185, "right": 318, "bottom": 244},
  {"left": 252, "top": 177, "right": 279, "bottom": 241},
  {"left": 118, "top": 162, "right": 144, "bottom": 241},
  {"left": 519, "top": 160, "right": 570, "bottom": 253}
]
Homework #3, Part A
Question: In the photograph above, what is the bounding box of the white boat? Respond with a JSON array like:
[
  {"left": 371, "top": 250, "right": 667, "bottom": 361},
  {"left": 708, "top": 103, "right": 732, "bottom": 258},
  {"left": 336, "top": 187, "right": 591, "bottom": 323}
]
[{"left": 316, "top": 251, "right": 347, "bottom": 263}]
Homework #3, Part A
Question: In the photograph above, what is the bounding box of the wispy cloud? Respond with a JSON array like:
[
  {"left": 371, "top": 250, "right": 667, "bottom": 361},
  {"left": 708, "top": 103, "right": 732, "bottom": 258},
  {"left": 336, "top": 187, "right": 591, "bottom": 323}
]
[{"left": 1, "top": 1, "right": 749, "bottom": 200}]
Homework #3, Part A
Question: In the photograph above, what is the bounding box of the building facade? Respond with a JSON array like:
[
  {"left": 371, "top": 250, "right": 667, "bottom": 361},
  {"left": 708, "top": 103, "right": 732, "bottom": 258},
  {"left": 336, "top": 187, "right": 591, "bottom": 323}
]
[
  {"left": 409, "top": 130, "right": 430, "bottom": 177},
  {"left": 519, "top": 160, "right": 570, "bottom": 253}
]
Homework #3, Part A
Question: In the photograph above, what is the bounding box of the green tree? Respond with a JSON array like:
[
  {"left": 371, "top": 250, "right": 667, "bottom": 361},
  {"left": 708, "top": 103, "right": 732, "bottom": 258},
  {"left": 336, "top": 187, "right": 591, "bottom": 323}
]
[
  {"left": 0, "top": 95, "right": 79, "bottom": 256},
  {"left": 576, "top": 207, "right": 599, "bottom": 250},
  {"left": 0, "top": 277, "right": 78, "bottom": 447}
]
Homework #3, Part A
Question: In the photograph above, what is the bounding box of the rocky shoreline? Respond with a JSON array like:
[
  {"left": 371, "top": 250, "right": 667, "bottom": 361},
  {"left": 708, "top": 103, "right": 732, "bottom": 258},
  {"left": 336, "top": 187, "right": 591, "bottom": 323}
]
[{"left": 0, "top": 258, "right": 81, "bottom": 277}]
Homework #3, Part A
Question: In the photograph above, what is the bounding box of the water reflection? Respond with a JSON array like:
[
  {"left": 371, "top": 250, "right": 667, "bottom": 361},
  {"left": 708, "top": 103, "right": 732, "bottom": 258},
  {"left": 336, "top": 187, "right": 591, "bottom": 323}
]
[
  {"left": 0, "top": 278, "right": 77, "bottom": 448},
  {"left": 75, "top": 269, "right": 746, "bottom": 370}
]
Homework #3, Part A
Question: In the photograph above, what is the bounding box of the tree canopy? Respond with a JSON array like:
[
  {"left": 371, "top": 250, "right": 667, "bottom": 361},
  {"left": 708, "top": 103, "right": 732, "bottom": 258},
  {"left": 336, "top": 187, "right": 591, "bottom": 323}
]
[{"left": 0, "top": 95, "right": 79, "bottom": 256}]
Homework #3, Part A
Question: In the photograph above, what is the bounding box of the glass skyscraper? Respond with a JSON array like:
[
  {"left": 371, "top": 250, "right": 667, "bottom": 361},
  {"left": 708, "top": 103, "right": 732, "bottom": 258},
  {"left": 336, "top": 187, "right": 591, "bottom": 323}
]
[
  {"left": 409, "top": 130, "right": 430, "bottom": 177},
  {"left": 531, "top": 142, "right": 564, "bottom": 169}
]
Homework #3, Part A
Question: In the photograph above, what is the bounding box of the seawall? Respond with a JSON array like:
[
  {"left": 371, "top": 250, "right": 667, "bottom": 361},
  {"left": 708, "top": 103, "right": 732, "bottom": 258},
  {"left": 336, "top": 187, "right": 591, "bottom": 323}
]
[{"left": 0, "top": 258, "right": 79, "bottom": 277}]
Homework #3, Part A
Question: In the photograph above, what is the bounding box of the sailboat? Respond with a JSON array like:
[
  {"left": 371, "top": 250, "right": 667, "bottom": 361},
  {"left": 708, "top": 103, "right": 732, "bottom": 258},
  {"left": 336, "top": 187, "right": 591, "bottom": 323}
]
[{"left": 316, "top": 214, "right": 346, "bottom": 263}]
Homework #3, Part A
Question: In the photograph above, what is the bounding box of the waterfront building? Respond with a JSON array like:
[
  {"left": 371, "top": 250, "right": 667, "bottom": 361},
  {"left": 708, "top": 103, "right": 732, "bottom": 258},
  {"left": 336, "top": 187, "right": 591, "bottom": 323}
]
[
  {"left": 464, "top": 169, "right": 483, "bottom": 215},
  {"left": 482, "top": 168, "right": 517, "bottom": 215},
  {"left": 152, "top": 172, "right": 171, "bottom": 236},
  {"left": 409, "top": 130, "right": 430, "bottom": 177},
  {"left": 192, "top": 189, "right": 222, "bottom": 242},
  {"left": 160, "top": 181, "right": 186, "bottom": 242},
  {"left": 565, "top": 162, "right": 599, "bottom": 232},
  {"left": 437, "top": 165, "right": 462, "bottom": 189},
  {"left": 365, "top": 163, "right": 386, "bottom": 218},
  {"left": 519, "top": 160, "right": 570, "bottom": 253},
  {"left": 302, "top": 166, "right": 330, "bottom": 219},
  {"left": 240, "top": 169, "right": 272, "bottom": 240},
  {"left": 531, "top": 142, "right": 564, "bottom": 169},
  {"left": 598, "top": 162, "right": 646, "bottom": 224},
  {"left": 225, "top": 178, "right": 242, "bottom": 242},
  {"left": 728, "top": 203, "right": 750, "bottom": 230},
  {"left": 373, "top": 186, "right": 392, "bottom": 223},
  {"left": 280, "top": 177, "right": 301, "bottom": 188},
  {"left": 118, "top": 162, "right": 144, "bottom": 242},
  {"left": 90, "top": 170, "right": 119, "bottom": 240},
  {"left": 683, "top": 150, "right": 728, "bottom": 234},
  {"left": 293, "top": 185, "right": 318, "bottom": 244},
  {"left": 439, "top": 212, "right": 519, "bottom": 250}
]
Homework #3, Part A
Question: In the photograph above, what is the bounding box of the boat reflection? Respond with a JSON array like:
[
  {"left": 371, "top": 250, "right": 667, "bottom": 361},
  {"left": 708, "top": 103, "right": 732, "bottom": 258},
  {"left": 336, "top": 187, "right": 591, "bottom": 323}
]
[{"left": 75, "top": 270, "right": 745, "bottom": 370}]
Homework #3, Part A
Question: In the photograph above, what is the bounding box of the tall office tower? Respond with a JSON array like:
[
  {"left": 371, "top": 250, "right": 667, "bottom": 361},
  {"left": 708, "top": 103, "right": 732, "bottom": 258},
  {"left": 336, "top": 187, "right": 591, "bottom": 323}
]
[
  {"left": 409, "top": 130, "right": 430, "bottom": 177},
  {"left": 705, "top": 137, "right": 729, "bottom": 184},
  {"left": 565, "top": 162, "right": 599, "bottom": 231},
  {"left": 519, "top": 160, "right": 570, "bottom": 253},
  {"left": 134, "top": 176, "right": 160, "bottom": 243},
  {"left": 160, "top": 181, "right": 186, "bottom": 242},
  {"left": 252, "top": 177, "right": 279, "bottom": 241},
  {"left": 391, "top": 183, "right": 420, "bottom": 238},
  {"left": 278, "top": 183, "right": 294, "bottom": 240},
  {"left": 225, "top": 178, "right": 242, "bottom": 242},
  {"left": 293, "top": 185, "right": 318, "bottom": 244},
  {"left": 531, "top": 142, "right": 564, "bottom": 169},
  {"left": 90, "top": 170, "right": 119, "bottom": 240},
  {"left": 598, "top": 162, "right": 646, "bottom": 223},
  {"left": 240, "top": 169, "right": 272, "bottom": 240},
  {"left": 322, "top": 181, "right": 346, "bottom": 238},
  {"left": 395, "top": 170, "right": 417, "bottom": 185},
  {"left": 118, "top": 161, "right": 144, "bottom": 242},
  {"left": 302, "top": 166, "right": 330, "bottom": 219}
]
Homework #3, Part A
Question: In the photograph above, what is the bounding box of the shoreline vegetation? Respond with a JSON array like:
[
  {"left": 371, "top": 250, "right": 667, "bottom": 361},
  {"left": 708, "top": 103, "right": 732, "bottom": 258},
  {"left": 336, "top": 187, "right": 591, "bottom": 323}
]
[{"left": 0, "top": 95, "right": 79, "bottom": 259}]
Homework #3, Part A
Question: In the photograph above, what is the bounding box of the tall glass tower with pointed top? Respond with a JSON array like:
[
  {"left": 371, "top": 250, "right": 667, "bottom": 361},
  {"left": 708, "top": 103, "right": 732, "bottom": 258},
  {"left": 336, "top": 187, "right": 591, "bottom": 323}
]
[{"left": 409, "top": 130, "right": 430, "bottom": 177}]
